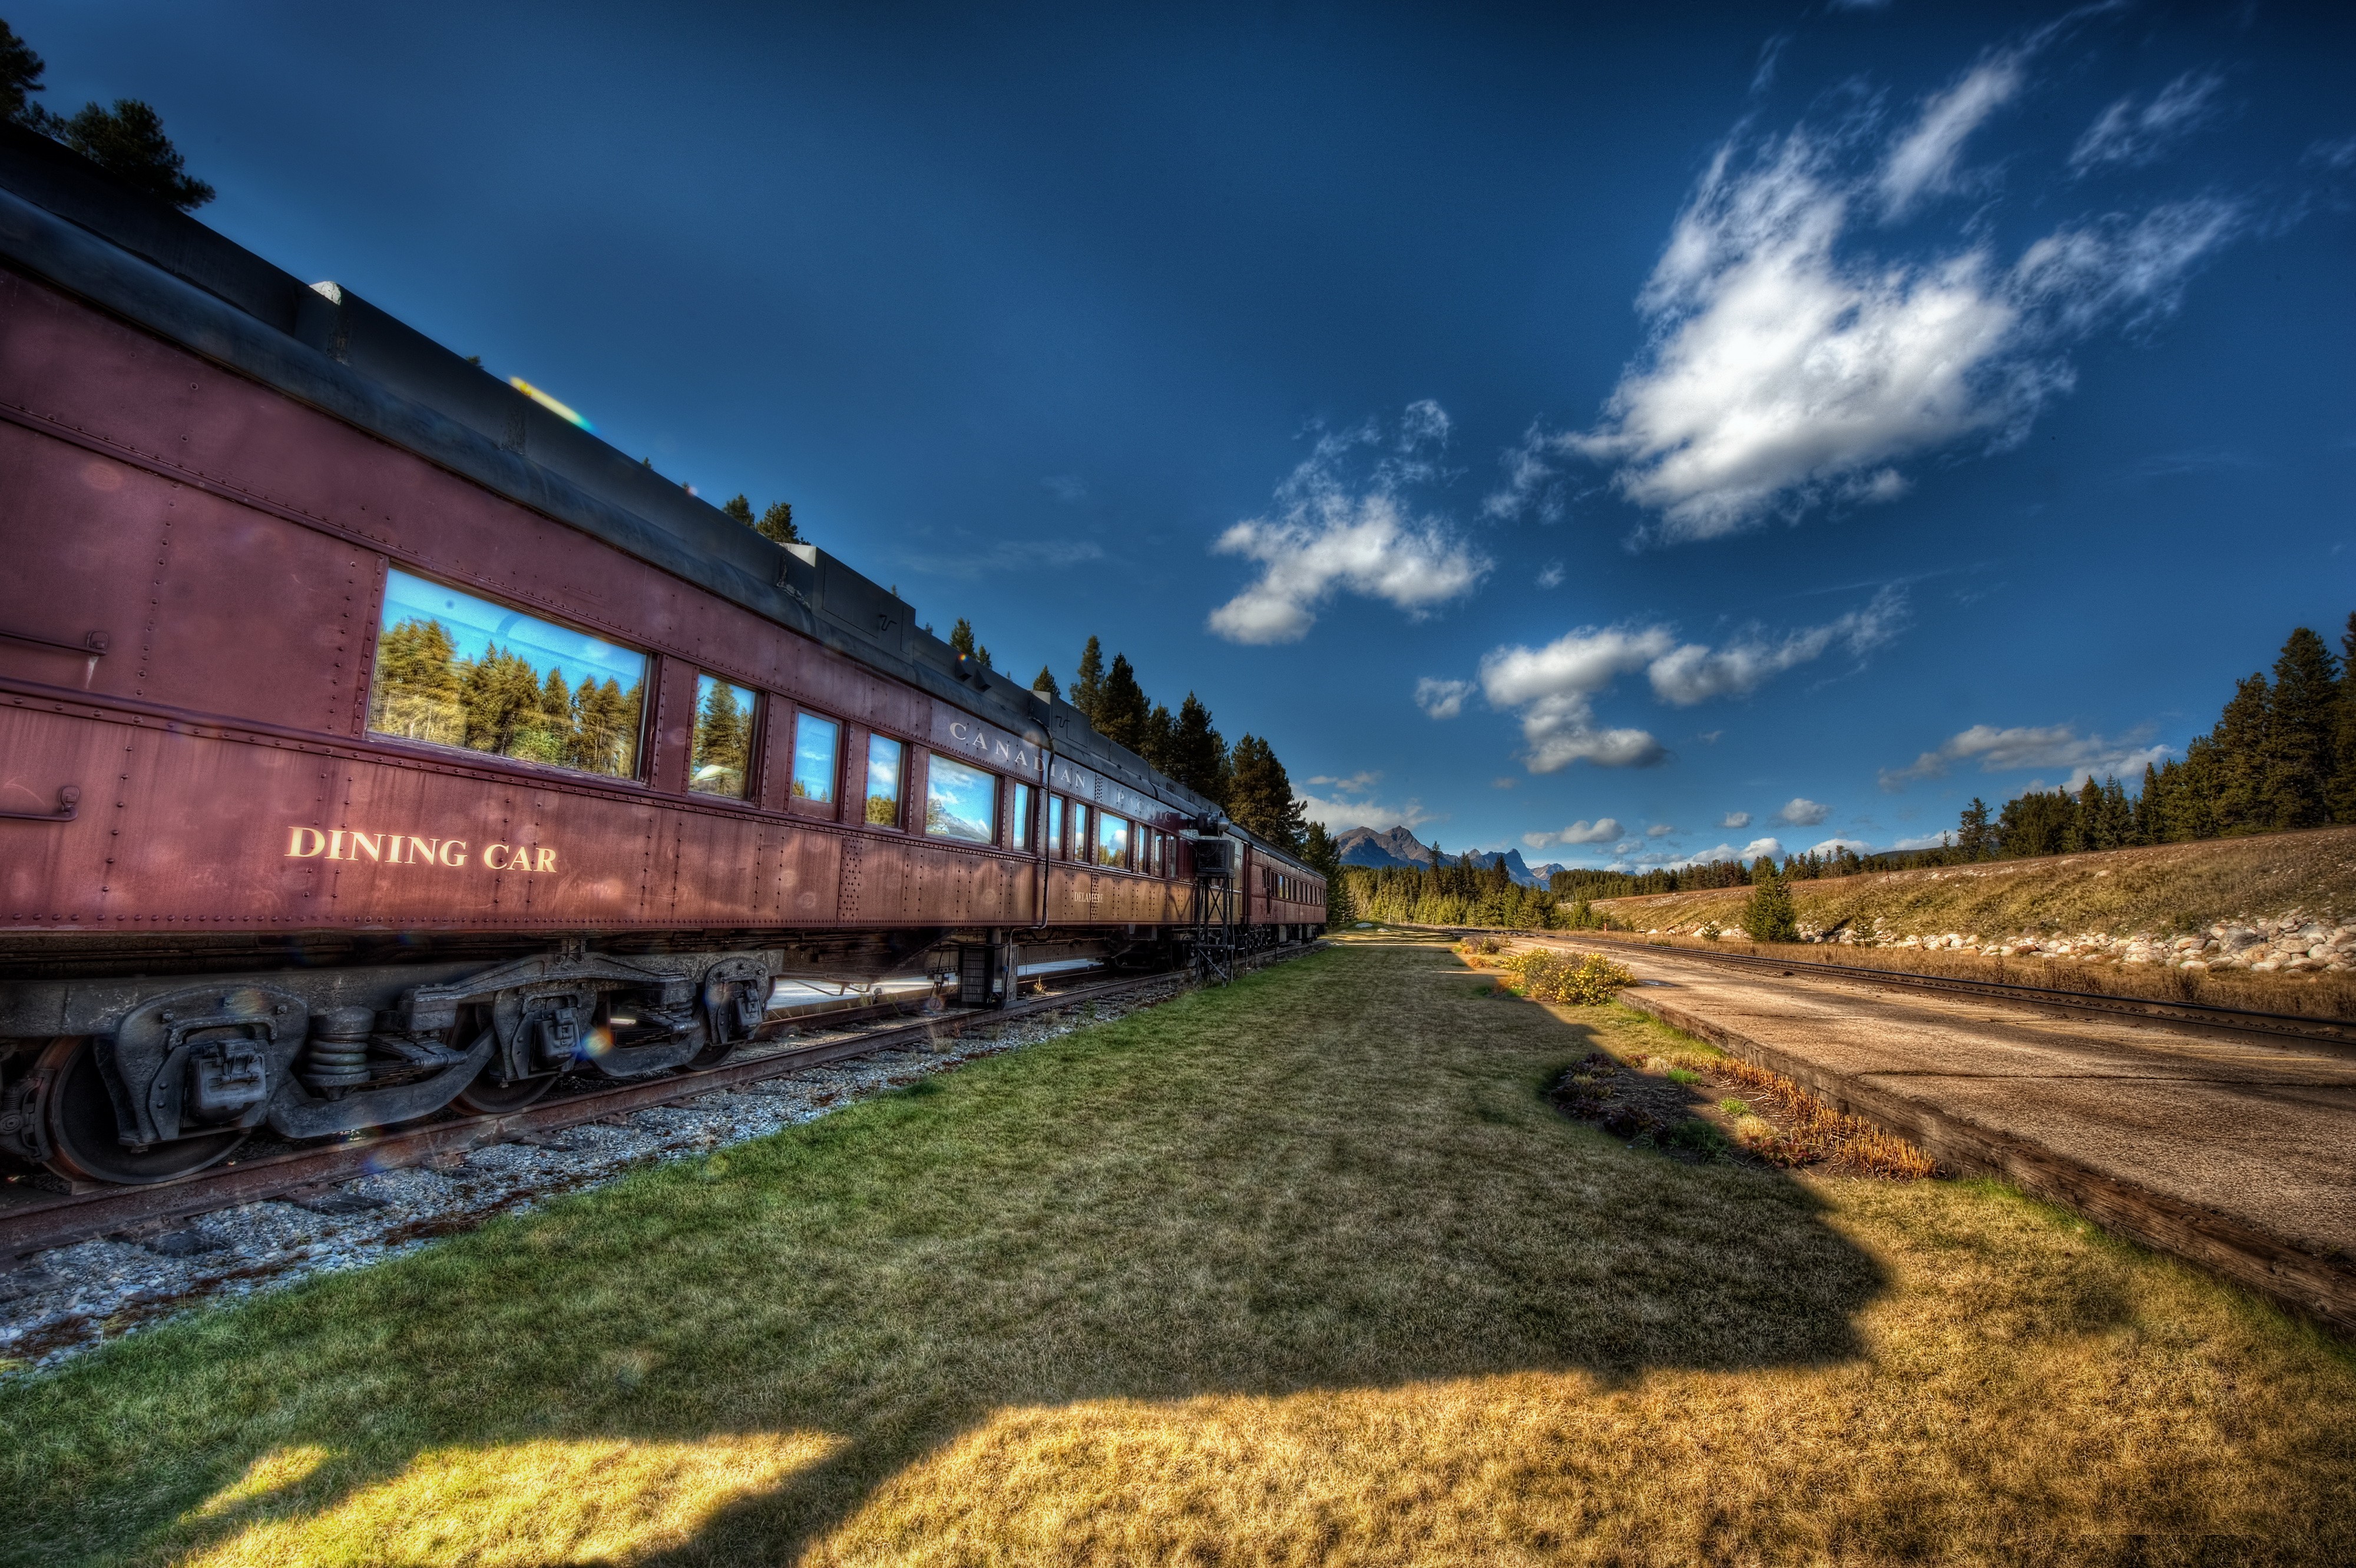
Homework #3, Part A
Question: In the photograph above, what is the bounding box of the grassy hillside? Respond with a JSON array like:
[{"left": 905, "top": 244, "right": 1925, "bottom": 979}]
[
  {"left": 1595, "top": 826, "right": 2356, "bottom": 944},
  {"left": 4, "top": 940, "right": 2353, "bottom": 1564}
]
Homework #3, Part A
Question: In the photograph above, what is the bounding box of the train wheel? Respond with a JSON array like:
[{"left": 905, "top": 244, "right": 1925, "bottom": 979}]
[
  {"left": 451, "top": 1064, "right": 558, "bottom": 1115},
  {"left": 38, "top": 1037, "right": 249, "bottom": 1186}
]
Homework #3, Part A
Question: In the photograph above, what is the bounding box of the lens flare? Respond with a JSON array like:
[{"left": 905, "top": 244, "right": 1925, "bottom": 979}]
[{"left": 507, "top": 377, "right": 596, "bottom": 433}]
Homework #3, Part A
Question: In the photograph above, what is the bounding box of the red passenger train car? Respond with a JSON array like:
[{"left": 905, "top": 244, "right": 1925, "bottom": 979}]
[{"left": 0, "top": 129, "right": 1323, "bottom": 1185}]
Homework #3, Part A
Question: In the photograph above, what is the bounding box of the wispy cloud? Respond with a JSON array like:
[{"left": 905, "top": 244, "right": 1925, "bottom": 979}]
[
  {"left": 1488, "top": 39, "right": 2242, "bottom": 543},
  {"left": 1209, "top": 401, "right": 1489, "bottom": 643},
  {"left": 1646, "top": 587, "right": 1905, "bottom": 704},
  {"left": 1465, "top": 589, "right": 1902, "bottom": 772},
  {"left": 1526, "top": 818, "right": 1622, "bottom": 848},
  {"left": 1775, "top": 797, "right": 1831, "bottom": 826},
  {"left": 1879, "top": 52, "right": 2026, "bottom": 220},
  {"left": 915, "top": 537, "right": 1108, "bottom": 579},
  {"left": 1719, "top": 811, "right": 1751, "bottom": 829},
  {"left": 1041, "top": 473, "right": 1088, "bottom": 502},
  {"left": 2071, "top": 71, "right": 2224, "bottom": 173},
  {"left": 1414, "top": 677, "right": 1474, "bottom": 720},
  {"left": 1879, "top": 722, "right": 2169, "bottom": 790},
  {"left": 1534, "top": 560, "right": 1566, "bottom": 589},
  {"left": 1646, "top": 823, "right": 1676, "bottom": 837},
  {"left": 1296, "top": 770, "right": 1436, "bottom": 833}
]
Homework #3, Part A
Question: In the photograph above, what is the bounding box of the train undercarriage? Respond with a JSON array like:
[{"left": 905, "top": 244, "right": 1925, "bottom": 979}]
[{"left": 0, "top": 919, "right": 1319, "bottom": 1186}]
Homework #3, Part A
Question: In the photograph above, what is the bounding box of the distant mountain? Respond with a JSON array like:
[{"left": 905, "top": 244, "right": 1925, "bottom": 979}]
[
  {"left": 1332, "top": 825, "right": 1554, "bottom": 889},
  {"left": 1333, "top": 825, "right": 1436, "bottom": 868}
]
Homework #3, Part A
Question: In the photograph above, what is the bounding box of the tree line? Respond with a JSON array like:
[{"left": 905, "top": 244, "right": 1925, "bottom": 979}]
[
  {"left": 1337, "top": 849, "right": 1562, "bottom": 931},
  {"left": 2, "top": 19, "right": 213, "bottom": 210},
  {"left": 369, "top": 618, "right": 644, "bottom": 778},
  {"left": 1548, "top": 614, "right": 2356, "bottom": 900}
]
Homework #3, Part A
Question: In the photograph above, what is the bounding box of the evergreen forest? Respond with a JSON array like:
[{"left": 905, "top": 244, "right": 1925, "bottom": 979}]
[{"left": 368, "top": 617, "right": 645, "bottom": 779}]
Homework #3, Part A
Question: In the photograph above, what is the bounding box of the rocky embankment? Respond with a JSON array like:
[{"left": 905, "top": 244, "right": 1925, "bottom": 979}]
[{"left": 1637, "top": 913, "right": 2355, "bottom": 974}]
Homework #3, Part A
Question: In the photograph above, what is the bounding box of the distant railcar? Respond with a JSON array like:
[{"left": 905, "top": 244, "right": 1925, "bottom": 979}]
[{"left": 0, "top": 128, "right": 1323, "bottom": 1186}]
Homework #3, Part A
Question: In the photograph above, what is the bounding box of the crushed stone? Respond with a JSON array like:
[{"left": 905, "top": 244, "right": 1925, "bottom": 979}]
[{"left": 0, "top": 984, "right": 1184, "bottom": 1376}]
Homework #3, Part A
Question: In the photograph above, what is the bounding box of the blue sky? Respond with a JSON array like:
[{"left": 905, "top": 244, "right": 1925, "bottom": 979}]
[{"left": 24, "top": 1, "right": 2355, "bottom": 869}]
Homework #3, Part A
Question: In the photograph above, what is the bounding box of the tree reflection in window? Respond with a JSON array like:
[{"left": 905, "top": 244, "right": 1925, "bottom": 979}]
[
  {"left": 1097, "top": 812, "right": 1129, "bottom": 868},
  {"left": 866, "top": 736, "right": 904, "bottom": 826},
  {"left": 367, "top": 568, "right": 646, "bottom": 779},
  {"left": 690, "top": 674, "right": 756, "bottom": 798}
]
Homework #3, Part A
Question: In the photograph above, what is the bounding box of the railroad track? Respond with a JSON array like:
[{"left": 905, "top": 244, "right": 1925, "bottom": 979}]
[
  {"left": 0, "top": 946, "right": 1314, "bottom": 1262},
  {"left": 1411, "top": 924, "right": 2356, "bottom": 1050}
]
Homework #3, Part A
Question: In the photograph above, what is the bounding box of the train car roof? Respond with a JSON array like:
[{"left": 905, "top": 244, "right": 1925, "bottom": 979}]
[{"left": 0, "top": 127, "right": 1321, "bottom": 878}]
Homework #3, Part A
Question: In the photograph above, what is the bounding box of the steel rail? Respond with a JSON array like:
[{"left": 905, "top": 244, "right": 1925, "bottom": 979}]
[
  {"left": 0, "top": 945, "right": 1313, "bottom": 1262},
  {"left": 1402, "top": 923, "right": 2356, "bottom": 1050}
]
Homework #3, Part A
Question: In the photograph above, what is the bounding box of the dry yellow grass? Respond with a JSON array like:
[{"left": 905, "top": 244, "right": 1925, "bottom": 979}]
[
  {"left": 2, "top": 937, "right": 2351, "bottom": 1566},
  {"left": 1597, "top": 825, "right": 2356, "bottom": 939}
]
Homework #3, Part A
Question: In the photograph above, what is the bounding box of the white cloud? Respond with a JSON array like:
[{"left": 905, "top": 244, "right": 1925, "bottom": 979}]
[
  {"left": 1646, "top": 587, "right": 1906, "bottom": 704},
  {"left": 1879, "top": 722, "right": 2170, "bottom": 791},
  {"left": 1493, "top": 54, "right": 2242, "bottom": 544},
  {"left": 1719, "top": 811, "right": 1752, "bottom": 829},
  {"left": 1889, "top": 831, "right": 1954, "bottom": 851},
  {"left": 1740, "top": 836, "right": 1786, "bottom": 861},
  {"left": 1478, "top": 626, "right": 1674, "bottom": 772},
  {"left": 2071, "top": 72, "right": 2223, "bottom": 173},
  {"left": 1306, "top": 771, "right": 1383, "bottom": 793},
  {"left": 1646, "top": 823, "right": 1676, "bottom": 838},
  {"left": 1775, "top": 797, "right": 1831, "bottom": 826},
  {"left": 1879, "top": 54, "right": 2025, "bottom": 219},
  {"left": 1526, "top": 818, "right": 1623, "bottom": 848},
  {"left": 1534, "top": 560, "right": 1566, "bottom": 589},
  {"left": 1297, "top": 789, "right": 1437, "bottom": 832},
  {"left": 1414, "top": 677, "right": 1473, "bottom": 720},
  {"left": 1466, "top": 589, "right": 1900, "bottom": 772},
  {"left": 1811, "top": 836, "right": 1875, "bottom": 855},
  {"left": 1209, "top": 403, "right": 1489, "bottom": 643}
]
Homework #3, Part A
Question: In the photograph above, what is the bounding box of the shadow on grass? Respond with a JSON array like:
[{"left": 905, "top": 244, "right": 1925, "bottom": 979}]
[{"left": 1, "top": 939, "right": 1892, "bottom": 1567}]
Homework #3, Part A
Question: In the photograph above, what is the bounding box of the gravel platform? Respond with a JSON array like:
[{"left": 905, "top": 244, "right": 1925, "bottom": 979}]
[{"left": 0, "top": 987, "right": 1179, "bottom": 1375}]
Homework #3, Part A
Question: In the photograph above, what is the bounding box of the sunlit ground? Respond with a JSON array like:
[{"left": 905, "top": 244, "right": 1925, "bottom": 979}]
[{"left": 3, "top": 939, "right": 2350, "bottom": 1566}]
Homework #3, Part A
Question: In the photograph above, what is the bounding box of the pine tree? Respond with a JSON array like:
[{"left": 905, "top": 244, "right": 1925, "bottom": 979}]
[
  {"left": 2262, "top": 626, "right": 2339, "bottom": 830},
  {"left": 722, "top": 494, "right": 755, "bottom": 527},
  {"left": 1167, "top": 693, "right": 1228, "bottom": 800},
  {"left": 1739, "top": 857, "right": 1799, "bottom": 941},
  {"left": 757, "top": 502, "right": 800, "bottom": 544},
  {"left": 0, "top": 21, "right": 52, "bottom": 127},
  {"left": 1301, "top": 821, "right": 1345, "bottom": 924},
  {"left": 1139, "top": 702, "right": 1177, "bottom": 774},
  {"left": 2332, "top": 612, "right": 2356, "bottom": 824},
  {"left": 1226, "top": 735, "right": 1306, "bottom": 852},
  {"left": 1096, "top": 654, "right": 1150, "bottom": 752},
  {"left": 1955, "top": 797, "right": 1993, "bottom": 860},
  {"left": 1071, "top": 637, "right": 1105, "bottom": 723},
  {"left": 61, "top": 100, "right": 213, "bottom": 210},
  {"left": 368, "top": 617, "right": 461, "bottom": 743},
  {"left": 1031, "top": 666, "right": 1061, "bottom": 699},
  {"left": 2208, "top": 673, "right": 2272, "bottom": 835}
]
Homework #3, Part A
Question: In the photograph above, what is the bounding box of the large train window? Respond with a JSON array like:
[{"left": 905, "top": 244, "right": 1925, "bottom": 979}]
[
  {"left": 1047, "top": 795, "right": 1064, "bottom": 858},
  {"left": 1097, "top": 812, "right": 1130, "bottom": 869},
  {"left": 689, "top": 674, "right": 756, "bottom": 798},
  {"left": 865, "top": 736, "right": 904, "bottom": 827},
  {"left": 924, "top": 753, "right": 997, "bottom": 844},
  {"left": 1011, "top": 783, "right": 1034, "bottom": 851},
  {"left": 791, "top": 713, "right": 840, "bottom": 808},
  {"left": 367, "top": 568, "right": 647, "bottom": 779}
]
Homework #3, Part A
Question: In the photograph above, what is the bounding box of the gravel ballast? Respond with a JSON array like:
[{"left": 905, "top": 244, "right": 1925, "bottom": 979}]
[{"left": 0, "top": 985, "right": 1183, "bottom": 1375}]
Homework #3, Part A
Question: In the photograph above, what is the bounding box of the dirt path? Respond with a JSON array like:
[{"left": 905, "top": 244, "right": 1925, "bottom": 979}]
[{"left": 1543, "top": 940, "right": 2356, "bottom": 1329}]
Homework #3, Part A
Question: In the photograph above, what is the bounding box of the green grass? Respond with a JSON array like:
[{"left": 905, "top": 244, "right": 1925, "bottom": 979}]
[{"left": 2, "top": 938, "right": 2352, "bottom": 1566}]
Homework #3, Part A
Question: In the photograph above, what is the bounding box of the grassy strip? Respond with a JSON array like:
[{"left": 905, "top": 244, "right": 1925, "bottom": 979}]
[
  {"left": 2, "top": 937, "right": 2352, "bottom": 1566},
  {"left": 1621, "top": 1026, "right": 1940, "bottom": 1179}
]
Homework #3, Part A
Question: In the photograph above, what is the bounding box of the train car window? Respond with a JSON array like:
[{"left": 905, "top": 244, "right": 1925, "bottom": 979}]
[
  {"left": 688, "top": 674, "right": 757, "bottom": 798},
  {"left": 865, "top": 736, "right": 905, "bottom": 827},
  {"left": 791, "top": 713, "right": 840, "bottom": 806},
  {"left": 1071, "top": 802, "right": 1090, "bottom": 862},
  {"left": 1047, "top": 795, "right": 1064, "bottom": 858},
  {"left": 1097, "top": 812, "right": 1130, "bottom": 869},
  {"left": 1011, "top": 783, "right": 1034, "bottom": 851},
  {"left": 367, "top": 567, "right": 646, "bottom": 778},
  {"left": 924, "top": 753, "right": 997, "bottom": 844}
]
